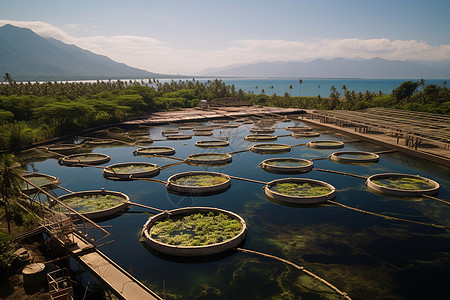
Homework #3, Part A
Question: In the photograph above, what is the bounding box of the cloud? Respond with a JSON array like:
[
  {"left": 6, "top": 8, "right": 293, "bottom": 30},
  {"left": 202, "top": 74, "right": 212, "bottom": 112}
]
[{"left": 1, "top": 20, "right": 450, "bottom": 74}]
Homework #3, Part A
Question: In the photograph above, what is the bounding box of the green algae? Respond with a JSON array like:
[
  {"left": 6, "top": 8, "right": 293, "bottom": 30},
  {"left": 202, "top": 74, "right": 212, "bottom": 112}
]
[
  {"left": 171, "top": 174, "right": 228, "bottom": 187},
  {"left": 271, "top": 182, "right": 332, "bottom": 197},
  {"left": 150, "top": 212, "right": 242, "bottom": 246},
  {"left": 108, "top": 164, "right": 158, "bottom": 174},
  {"left": 372, "top": 176, "right": 435, "bottom": 190},
  {"left": 54, "top": 194, "right": 124, "bottom": 213}
]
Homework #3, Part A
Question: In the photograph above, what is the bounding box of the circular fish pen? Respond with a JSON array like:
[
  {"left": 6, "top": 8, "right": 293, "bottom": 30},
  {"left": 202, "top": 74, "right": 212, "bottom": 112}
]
[
  {"left": 307, "top": 140, "right": 344, "bottom": 149},
  {"left": 142, "top": 207, "right": 247, "bottom": 257},
  {"left": 285, "top": 126, "right": 313, "bottom": 132},
  {"left": 178, "top": 126, "right": 194, "bottom": 131},
  {"left": 329, "top": 151, "right": 379, "bottom": 163},
  {"left": 194, "top": 127, "right": 215, "bottom": 132},
  {"left": 167, "top": 171, "right": 231, "bottom": 195},
  {"left": 244, "top": 134, "right": 277, "bottom": 142},
  {"left": 186, "top": 153, "right": 232, "bottom": 166},
  {"left": 59, "top": 153, "right": 111, "bottom": 166},
  {"left": 85, "top": 139, "right": 115, "bottom": 146},
  {"left": 366, "top": 173, "right": 439, "bottom": 197},
  {"left": 195, "top": 140, "right": 229, "bottom": 148},
  {"left": 21, "top": 173, "right": 60, "bottom": 194},
  {"left": 251, "top": 143, "right": 291, "bottom": 154},
  {"left": 221, "top": 124, "right": 240, "bottom": 129},
  {"left": 259, "top": 158, "right": 313, "bottom": 174},
  {"left": 103, "top": 162, "right": 160, "bottom": 180},
  {"left": 55, "top": 190, "right": 130, "bottom": 220},
  {"left": 165, "top": 134, "right": 192, "bottom": 140},
  {"left": 162, "top": 129, "right": 179, "bottom": 135},
  {"left": 134, "top": 138, "right": 154, "bottom": 146},
  {"left": 291, "top": 132, "right": 320, "bottom": 138},
  {"left": 194, "top": 130, "right": 213, "bottom": 136},
  {"left": 47, "top": 144, "right": 81, "bottom": 153},
  {"left": 250, "top": 128, "right": 275, "bottom": 134},
  {"left": 133, "top": 146, "right": 176, "bottom": 156},
  {"left": 265, "top": 178, "right": 336, "bottom": 205}
]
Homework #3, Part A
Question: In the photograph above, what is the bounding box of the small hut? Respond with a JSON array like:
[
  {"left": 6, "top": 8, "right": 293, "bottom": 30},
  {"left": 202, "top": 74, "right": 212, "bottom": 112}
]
[{"left": 198, "top": 99, "right": 211, "bottom": 110}]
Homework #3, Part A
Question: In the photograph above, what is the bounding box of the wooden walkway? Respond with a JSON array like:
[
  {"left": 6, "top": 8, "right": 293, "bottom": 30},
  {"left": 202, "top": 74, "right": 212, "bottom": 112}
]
[{"left": 65, "top": 231, "right": 161, "bottom": 300}]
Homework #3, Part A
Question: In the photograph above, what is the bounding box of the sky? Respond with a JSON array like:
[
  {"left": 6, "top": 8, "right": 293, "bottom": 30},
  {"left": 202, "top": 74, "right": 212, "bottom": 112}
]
[{"left": 1, "top": 0, "right": 450, "bottom": 75}]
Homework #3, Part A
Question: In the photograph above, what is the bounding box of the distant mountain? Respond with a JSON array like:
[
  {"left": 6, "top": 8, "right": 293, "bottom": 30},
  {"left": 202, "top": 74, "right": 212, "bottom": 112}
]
[
  {"left": 0, "top": 24, "right": 160, "bottom": 81},
  {"left": 198, "top": 57, "right": 450, "bottom": 79}
]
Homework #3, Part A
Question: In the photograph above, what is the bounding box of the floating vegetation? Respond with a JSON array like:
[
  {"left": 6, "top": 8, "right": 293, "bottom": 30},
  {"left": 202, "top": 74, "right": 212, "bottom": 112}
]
[
  {"left": 366, "top": 173, "right": 439, "bottom": 196},
  {"left": 291, "top": 132, "right": 320, "bottom": 138},
  {"left": 251, "top": 143, "right": 291, "bottom": 154},
  {"left": 142, "top": 207, "right": 247, "bottom": 256},
  {"left": 59, "top": 153, "right": 111, "bottom": 166},
  {"left": 103, "top": 162, "right": 160, "bottom": 180},
  {"left": 86, "top": 139, "right": 115, "bottom": 145},
  {"left": 133, "top": 146, "right": 175, "bottom": 156},
  {"left": 165, "top": 134, "right": 192, "bottom": 140},
  {"left": 330, "top": 151, "right": 379, "bottom": 163},
  {"left": 260, "top": 158, "right": 313, "bottom": 174},
  {"left": 171, "top": 174, "right": 228, "bottom": 186},
  {"left": 271, "top": 182, "right": 332, "bottom": 197},
  {"left": 47, "top": 144, "right": 81, "bottom": 153},
  {"left": 244, "top": 134, "right": 277, "bottom": 142},
  {"left": 150, "top": 212, "right": 242, "bottom": 246},
  {"left": 167, "top": 172, "right": 231, "bottom": 194},
  {"left": 265, "top": 178, "right": 336, "bottom": 204},
  {"left": 187, "top": 153, "right": 232, "bottom": 165},
  {"left": 55, "top": 190, "right": 130, "bottom": 219},
  {"left": 307, "top": 140, "right": 344, "bottom": 149},
  {"left": 195, "top": 140, "right": 229, "bottom": 148},
  {"left": 250, "top": 128, "right": 275, "bottom": 134},
  {"left": 21, "top": 173, "right": 60, "bottom": 194}
]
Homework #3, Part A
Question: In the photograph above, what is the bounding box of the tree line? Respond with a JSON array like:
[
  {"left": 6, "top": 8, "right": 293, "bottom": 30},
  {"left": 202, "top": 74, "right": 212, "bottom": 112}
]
[{"left": 0, "top": 77, "right": 448, "bottom": 150}]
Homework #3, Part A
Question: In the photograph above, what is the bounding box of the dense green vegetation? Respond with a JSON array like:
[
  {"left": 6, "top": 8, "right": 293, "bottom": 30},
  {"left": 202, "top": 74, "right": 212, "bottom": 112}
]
[
  {"left": 171, "top": 174, "right": 229, "bottom": 187},
  {"left": 54, "top": 193, "right": 125, "bottom": 213},
  {"left": 271, "top": 182, "right": 332, "bottom": 197},
  {"left": 372, "top": 176, "right": 435, "bottom": 190},
  {"left": 0, "top": 78, "right": 448, "bottom": 149},
  {"left": 150, "top": 212, "right": 242, "bottom": 246},
  {"left": 0, "top": 232, "right": 16, "bottom": 272}
]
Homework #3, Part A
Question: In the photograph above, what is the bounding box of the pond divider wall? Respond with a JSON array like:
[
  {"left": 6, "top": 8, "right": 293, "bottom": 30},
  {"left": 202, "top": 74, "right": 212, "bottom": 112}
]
[{"left": 142, "top": 207, "right": 247, "bottom": 257}]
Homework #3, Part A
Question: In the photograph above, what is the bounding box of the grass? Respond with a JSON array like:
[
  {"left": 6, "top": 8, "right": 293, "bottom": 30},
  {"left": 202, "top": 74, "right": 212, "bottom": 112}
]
[
  {"left": 150, "top": 212, "right": 242, "bottom": 246},
  {"left": 271, "top": 182, "right": 332, "bottom": 197},
  {"left": 108, "top": 164, "right": 157, "bottom": 174},
  {"left": 54, "top": 194, "right": 125, "bottom": 213},
  {"left": 372, "top": 176, "right": 435, "bottom": 190},
  {"left": 171, "top": 174, "right": 228, "bottom": 186}
]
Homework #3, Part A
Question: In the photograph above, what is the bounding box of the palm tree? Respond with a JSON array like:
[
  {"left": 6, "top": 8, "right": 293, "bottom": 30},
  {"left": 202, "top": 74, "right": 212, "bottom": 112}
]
[
  {"left": 0, "top": 153, "right": 23, "bottom": 234},
  {"left": 298, "top": 79, "right": 303, "bottom": 96},
  {"left": 3, "top": 73, "right": 12, "bottom": 84}
]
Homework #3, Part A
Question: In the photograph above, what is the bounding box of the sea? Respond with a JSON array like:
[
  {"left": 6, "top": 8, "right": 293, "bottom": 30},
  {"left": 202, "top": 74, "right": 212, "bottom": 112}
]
[{"left": 155, "top": 77, "right": 449, "bottom": 97}]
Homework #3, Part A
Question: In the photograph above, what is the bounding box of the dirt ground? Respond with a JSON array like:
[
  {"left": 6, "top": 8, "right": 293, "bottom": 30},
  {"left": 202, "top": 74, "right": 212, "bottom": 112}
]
[{"left": 0, "top": 213, "right": 52, "bottom": 300}]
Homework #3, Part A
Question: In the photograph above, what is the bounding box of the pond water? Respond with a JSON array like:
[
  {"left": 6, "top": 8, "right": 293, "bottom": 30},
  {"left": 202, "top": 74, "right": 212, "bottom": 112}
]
[{"left": 21, "top": 119, "right": 450, "bottom": 300}]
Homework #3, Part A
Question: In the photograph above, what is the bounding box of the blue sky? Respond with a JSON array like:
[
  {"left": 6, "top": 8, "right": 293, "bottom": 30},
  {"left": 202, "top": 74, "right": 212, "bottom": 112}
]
[{"left": 1, "top": 0, "right": 450, "bottom": 74}]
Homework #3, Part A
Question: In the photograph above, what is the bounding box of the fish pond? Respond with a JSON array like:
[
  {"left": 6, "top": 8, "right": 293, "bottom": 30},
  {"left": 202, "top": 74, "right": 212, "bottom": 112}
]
[{"left": 19, "top": 117, "right": 450, "bottom": 300}]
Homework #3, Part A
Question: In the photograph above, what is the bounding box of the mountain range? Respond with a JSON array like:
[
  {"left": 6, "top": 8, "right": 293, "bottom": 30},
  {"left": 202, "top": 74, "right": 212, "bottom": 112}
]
[
  {"left": 198, "top": 57, "right": 450, "bottom": 79},
  {"left": 0, "top": 24, "right": 159, "bottom": 81},
  {"left": 1, "top": 24, "right": 449, "bottom": 81}
]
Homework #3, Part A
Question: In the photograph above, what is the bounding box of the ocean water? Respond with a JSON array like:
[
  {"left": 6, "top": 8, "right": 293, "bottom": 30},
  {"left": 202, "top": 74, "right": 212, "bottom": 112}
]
[{"left": 21, "top": 119, "right": 450, "bottom": 299}]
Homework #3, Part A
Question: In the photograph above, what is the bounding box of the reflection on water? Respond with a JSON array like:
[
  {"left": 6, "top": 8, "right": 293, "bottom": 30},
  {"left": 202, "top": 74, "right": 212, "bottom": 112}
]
[{"left": 19, "top": 118, "right": 450, "bottom": 300}]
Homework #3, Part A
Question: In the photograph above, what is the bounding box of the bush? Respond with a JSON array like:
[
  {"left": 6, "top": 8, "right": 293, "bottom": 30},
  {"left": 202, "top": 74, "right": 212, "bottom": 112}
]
[{"left": 0, "top": 232, "right": 16, "bottom": 272}]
